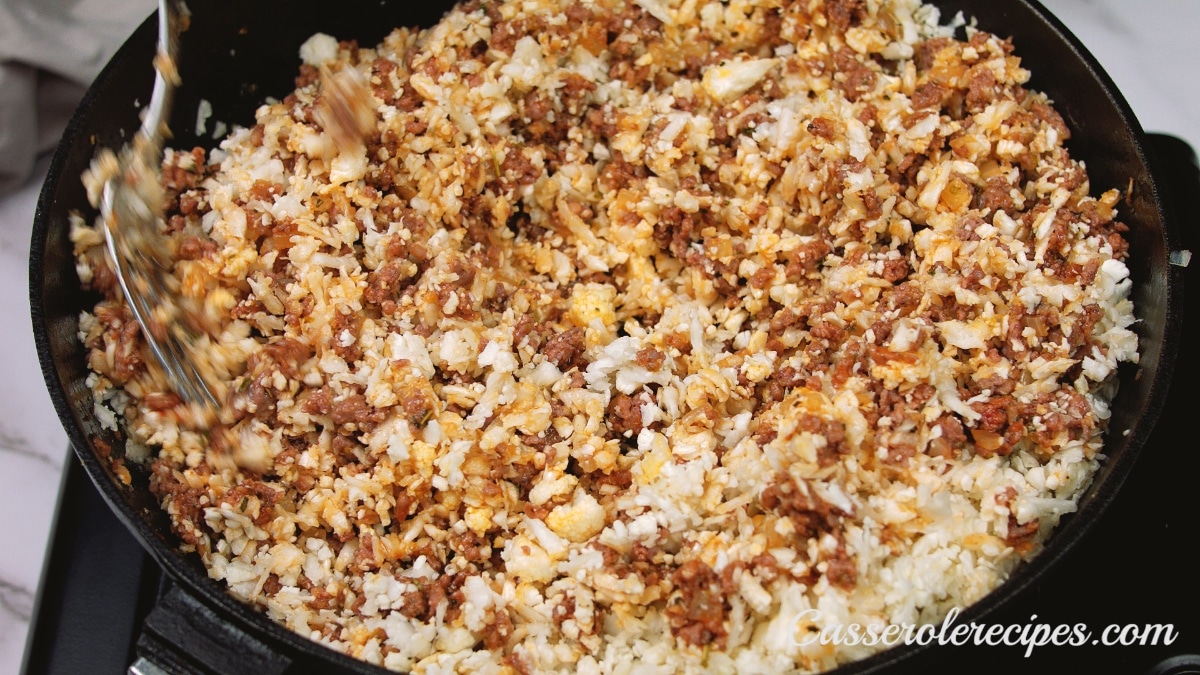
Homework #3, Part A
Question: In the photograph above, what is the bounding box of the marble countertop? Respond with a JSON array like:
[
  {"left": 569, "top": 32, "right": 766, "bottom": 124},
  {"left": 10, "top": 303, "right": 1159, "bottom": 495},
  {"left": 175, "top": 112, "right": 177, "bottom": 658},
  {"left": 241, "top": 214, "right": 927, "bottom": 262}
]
[{"left": 1, "top": 1, "right": 1197, "bottom": 671}]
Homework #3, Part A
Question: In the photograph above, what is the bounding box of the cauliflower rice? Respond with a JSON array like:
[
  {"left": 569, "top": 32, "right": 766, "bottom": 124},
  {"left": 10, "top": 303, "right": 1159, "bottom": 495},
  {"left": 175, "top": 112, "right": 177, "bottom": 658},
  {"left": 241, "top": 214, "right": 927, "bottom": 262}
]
[{"left": 72, "top": 0, "right": 1140, "bottom": 672}]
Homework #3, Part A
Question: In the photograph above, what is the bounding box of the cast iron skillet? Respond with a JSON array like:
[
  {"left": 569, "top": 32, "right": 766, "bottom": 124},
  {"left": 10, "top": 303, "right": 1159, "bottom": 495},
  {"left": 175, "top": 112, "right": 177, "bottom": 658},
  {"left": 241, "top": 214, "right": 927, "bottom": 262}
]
[{"left": 29, "top": 0, "right": 1185, "bottom": 673}]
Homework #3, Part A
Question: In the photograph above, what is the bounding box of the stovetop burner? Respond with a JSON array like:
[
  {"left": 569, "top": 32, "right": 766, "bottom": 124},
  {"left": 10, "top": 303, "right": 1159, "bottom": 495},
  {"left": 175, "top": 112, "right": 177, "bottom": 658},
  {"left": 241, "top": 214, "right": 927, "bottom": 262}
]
[{"left": 20, "top": 134, "right": 1200, "bottom": 675}]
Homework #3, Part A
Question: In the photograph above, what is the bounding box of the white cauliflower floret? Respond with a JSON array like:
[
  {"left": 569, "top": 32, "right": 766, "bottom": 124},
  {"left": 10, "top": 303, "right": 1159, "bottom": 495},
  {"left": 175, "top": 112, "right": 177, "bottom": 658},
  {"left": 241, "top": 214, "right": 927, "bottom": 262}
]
[
  {"left": 702, "top": 58, "right": 778, "bottom": 103},
  {"left": 546, "top": 488, "right": 607, "bottom": 544}
]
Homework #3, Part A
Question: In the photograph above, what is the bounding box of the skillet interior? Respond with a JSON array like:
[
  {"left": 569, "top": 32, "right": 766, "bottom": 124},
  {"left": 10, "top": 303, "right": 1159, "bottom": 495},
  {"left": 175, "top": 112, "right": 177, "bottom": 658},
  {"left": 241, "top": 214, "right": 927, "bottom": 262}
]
[{"left": 29, "top": 0, "right": 1181, "bottom": 672}]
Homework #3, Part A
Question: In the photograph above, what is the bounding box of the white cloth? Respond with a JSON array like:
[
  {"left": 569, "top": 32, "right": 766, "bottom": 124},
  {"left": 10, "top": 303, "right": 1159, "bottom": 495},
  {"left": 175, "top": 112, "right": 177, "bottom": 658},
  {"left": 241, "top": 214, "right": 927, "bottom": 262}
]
[{"left": 0, "top": 0, "right": 154, "bottom": 194}]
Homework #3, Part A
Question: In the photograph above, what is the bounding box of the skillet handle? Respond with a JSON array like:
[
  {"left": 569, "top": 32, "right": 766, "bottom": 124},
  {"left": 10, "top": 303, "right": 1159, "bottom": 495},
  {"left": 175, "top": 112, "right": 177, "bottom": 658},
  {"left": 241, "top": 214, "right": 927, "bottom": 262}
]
[
  {"left": 1146, "top": 133, "right": 1197, "bottom": 263},
  {"left": 131, "top": 579, "right": 293, "bottom": 675}
]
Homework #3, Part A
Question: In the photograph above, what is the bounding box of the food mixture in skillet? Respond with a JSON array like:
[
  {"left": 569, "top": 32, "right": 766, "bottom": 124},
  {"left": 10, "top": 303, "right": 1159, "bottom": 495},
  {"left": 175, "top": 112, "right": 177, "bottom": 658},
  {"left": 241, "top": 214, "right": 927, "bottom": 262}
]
[{"left": 71, "top": 0, "right": 1140, "bottom": 671}]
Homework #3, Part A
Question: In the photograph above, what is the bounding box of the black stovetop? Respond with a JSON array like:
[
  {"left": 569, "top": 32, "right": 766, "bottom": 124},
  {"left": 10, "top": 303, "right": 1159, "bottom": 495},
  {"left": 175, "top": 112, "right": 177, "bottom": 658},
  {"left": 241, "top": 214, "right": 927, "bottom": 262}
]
[{"left": 20, "top": 135, "right": 1200, "bottom": 675}]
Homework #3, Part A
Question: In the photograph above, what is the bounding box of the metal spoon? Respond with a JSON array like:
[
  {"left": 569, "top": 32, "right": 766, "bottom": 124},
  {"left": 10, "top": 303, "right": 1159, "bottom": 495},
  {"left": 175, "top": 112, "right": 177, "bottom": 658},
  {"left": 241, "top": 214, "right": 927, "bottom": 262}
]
[{"left": 99, "top": 0, "right": 224, "bottom": 425}]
